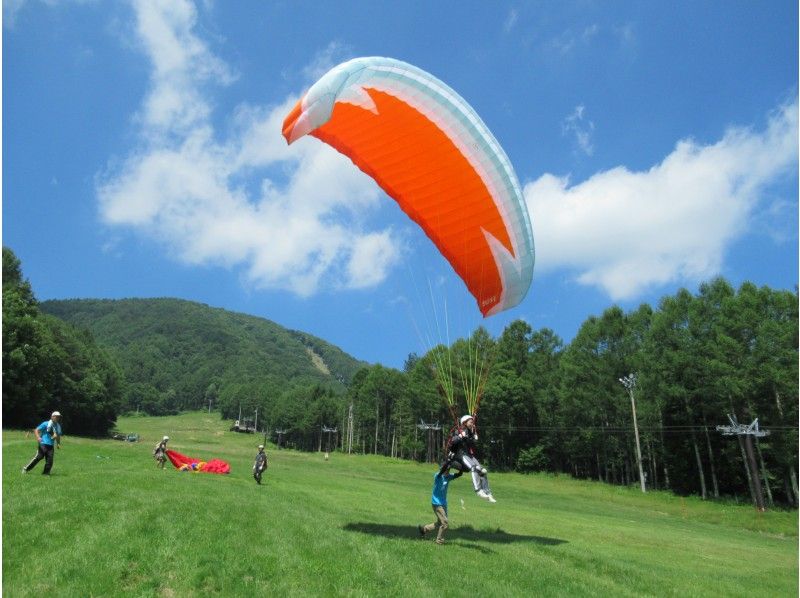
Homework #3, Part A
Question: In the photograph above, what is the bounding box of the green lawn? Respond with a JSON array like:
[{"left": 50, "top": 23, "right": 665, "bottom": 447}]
[{"left": 4, "top": 412, "right": 797, "bottom": 597}]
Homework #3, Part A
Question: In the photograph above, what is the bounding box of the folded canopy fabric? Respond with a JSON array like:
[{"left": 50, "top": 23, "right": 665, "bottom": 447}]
[{"left": 165, "top": 449, "right": 230, "bottom": 474}]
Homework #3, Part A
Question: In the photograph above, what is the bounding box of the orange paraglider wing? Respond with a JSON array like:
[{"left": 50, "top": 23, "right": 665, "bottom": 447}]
[{"left": 283, "top": 57, "right": 534, "bottom": 316}]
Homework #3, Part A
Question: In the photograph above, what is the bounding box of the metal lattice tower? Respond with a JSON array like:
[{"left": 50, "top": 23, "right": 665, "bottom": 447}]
[
  {"left": 717, "top": 415, "right": 770, "bottom": 511},
  {"left": 417, "top": 420, "right": 442, "bottom": 463}
]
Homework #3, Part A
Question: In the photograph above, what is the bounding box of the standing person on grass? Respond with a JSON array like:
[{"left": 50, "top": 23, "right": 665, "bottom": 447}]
[
  {"left": 22, "top": 411, "right": 63, "bottom": 475},
  {"left": 419, "top": 466, "right": 462, "bottom": 545},
  {"left": 153, "top": 436, "right": 169, "bottom": 469},
  {"left": 253, "top": 445, "right": 268, "bottom": 484}
]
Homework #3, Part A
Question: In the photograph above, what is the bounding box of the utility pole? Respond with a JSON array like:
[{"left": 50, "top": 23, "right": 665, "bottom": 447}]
[
  {"left": 254, "top": 407, "right": 258, "bottom": 433},
  {"left": 717, "top": 415, "right": 770, "bottom": 511},
  {"left": 417, "top": 420, "right": 441, "bottom": 463},
  {"left": 619, "top": 373, "right": 646, "bottom": 493},
  {"left": 346, "top": 403, "right": 354, "bottom": 454}
]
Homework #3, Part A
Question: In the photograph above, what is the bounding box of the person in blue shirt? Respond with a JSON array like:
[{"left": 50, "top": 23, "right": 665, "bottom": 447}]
[
  {"left": 418, "top": 466, "right": 462, "bottom": 545},
  {"left": 22, "top": 411, "right": 63, "bottom": 475}
]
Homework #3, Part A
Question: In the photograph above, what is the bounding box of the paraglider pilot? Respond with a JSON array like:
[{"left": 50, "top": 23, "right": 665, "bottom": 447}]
[
  {"left": 153, "top": 436, "right": 169, "bottom": 469},
  {"left": 442, "top": 415, "right": 495, "bottom": 502},
  {"left": 253, "top": 444, "right": 268, "bottom": 484}
]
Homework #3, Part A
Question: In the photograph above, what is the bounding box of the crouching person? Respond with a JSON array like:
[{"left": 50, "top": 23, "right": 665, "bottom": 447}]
[{"left": 419, "top": 466, "right": 462, "bottom": 545}]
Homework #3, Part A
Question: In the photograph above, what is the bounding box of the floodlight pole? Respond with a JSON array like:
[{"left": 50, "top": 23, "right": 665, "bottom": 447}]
[{"left": 619, "top": 373, "right": 646, "bottom": 493}]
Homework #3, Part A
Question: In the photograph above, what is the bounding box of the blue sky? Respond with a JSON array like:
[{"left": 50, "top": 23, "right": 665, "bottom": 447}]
[{"left": 3, "top": 1, "right": 798, "bottom": 369}]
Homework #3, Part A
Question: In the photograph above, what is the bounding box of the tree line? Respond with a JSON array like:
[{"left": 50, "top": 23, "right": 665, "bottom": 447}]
[
  {"left": 4, "top": 246, "right": 797, "bottom": 505},
  {"left": 3, "top": 248, "right": 123, "bottom": 435},
  {"left": 263, "top": 279, "right": 797, "bottom": 507}
]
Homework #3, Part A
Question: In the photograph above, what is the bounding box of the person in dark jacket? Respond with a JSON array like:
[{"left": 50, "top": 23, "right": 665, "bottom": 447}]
[
  {"left": 153, "top": 436, "right": 169, "bottom": 469},
  {"left": 253, "top": 445, "right": 268, "bottom": 484},
  {"left": 442, "top": 415, "right": 495, "bottom": 502}
]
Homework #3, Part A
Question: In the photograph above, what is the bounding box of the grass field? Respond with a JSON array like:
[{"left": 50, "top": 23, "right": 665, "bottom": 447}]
[{"left": 3, "top": 412, "right": 797, "bottom": 597}]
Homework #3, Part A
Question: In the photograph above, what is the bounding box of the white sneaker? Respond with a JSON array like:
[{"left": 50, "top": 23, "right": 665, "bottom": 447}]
[
  {"left": 476, "top": 489, "right": 490, "bottom": 500},
  {"left": 488, "top": 494, "right": 497, "bottom": 503},
  {"left": 21, "top": 467, "right": 27, "bottom": 474}
]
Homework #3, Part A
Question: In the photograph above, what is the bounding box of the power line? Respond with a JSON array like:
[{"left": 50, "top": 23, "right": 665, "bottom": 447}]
[{"left": 475, "top": 425, "right": 797, "bottom": 432}]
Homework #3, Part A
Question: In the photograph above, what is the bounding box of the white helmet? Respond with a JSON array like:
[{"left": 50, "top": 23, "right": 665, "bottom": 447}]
[
  {"left": 52, "top": 411, "right": 61, "bottom": 417},
  {"left": 460, "top": 415, "right": 474, "bottom": 425},
  {"left": 163, "top": 436, "right": 169, "bottom": 441},
  {"left": 258, "top": 445, "right": 264, "bottom": 450}
]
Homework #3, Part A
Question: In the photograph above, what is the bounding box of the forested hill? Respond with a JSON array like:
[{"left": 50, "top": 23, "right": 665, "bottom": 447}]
[{"left": 40, "top": 298, "right": 366, "bottom": 415}]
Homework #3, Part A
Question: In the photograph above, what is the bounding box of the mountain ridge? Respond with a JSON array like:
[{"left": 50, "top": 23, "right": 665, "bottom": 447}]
[{"left": 40, "top": 297, "right": 368, "bottom": 414}]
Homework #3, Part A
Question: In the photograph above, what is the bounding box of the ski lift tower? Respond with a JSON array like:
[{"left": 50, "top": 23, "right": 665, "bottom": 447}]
[
  {"left": 417, "top": 420, "right": 442, "bottom": 464},
  {"left": 717, "top": 415, "right": 770, "bottom": 511},
  {"left": 322, "top": 426, "right": 337, "bottom": 460}
]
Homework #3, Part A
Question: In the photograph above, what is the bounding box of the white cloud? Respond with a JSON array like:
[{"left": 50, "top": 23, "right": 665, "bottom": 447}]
[
  {"left": 503, "top": 8, "right": 518, "bottom": 33},
  {"left": 613, "top": 23, "right": 636, "bottom": 48},
  {"left": 95, "top": 1, "right": 796, "bottom": 306},
  {"left": 3, "top": 0, "right": 27, "bottom": 27},
  {"left": 132, "top": 0, "right": 236, "bottom": 134},
  {"left": 97, "top": 0, "right": 400, "bottom": 297},
  {"left": 581, "top": 24, "right": 599, "bottom": 43},
  {"left": 3, "top": 0, "right": 95, "bottom": 29},
  {"left": 527, "top": 100, "right": 798, "bottom": 299},
  {"left": 301, "top": 41, "right": 349, "bottom": 83},
  {"left": 562, "top": 104, "right": 595, "bottom": 156}
]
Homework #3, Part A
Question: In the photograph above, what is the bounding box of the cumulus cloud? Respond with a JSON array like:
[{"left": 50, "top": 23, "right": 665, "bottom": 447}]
[
  {"left": 97, "top": 1, "right": 796, "bottom": 306},
  {"left": 97, "top": 0, "right": 399, "bottom": 297},
  {"left": 526, "top": 100, "right": 798, "bottom": 299}
]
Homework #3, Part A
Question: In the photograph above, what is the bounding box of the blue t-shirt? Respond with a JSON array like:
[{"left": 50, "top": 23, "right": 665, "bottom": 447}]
[
  {"left": 37, "top": 420, "right": 62, "bottom": 446},
  {"left": 431, "top": 472, "right": 457, "bottom": 507}
]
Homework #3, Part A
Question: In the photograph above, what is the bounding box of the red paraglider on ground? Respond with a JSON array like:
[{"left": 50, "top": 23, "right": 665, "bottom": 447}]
[{"left": 166, "top": 449, "right": 230, "bottom": 474}]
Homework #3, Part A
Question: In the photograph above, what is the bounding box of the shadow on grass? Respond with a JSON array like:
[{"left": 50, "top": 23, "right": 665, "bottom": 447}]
[{"left": 342, "top": 522, "right": 567, "bottom": 549}]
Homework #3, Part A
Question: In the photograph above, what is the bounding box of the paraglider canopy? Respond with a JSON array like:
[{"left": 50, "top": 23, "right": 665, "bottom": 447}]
[
  {"left": 166, "top": 449, "right": 230, "bottom": 474},
  {"left": 283, "top": 56, "right": 535, "bottom": 318}
]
